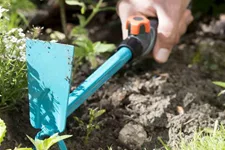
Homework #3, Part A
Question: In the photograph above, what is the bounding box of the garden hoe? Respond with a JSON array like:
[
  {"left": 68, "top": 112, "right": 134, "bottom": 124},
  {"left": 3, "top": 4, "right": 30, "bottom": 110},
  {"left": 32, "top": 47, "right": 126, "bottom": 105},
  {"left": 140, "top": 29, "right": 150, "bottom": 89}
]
[{"left": 26, "top": 15, "right": 158, "bottom": 149}]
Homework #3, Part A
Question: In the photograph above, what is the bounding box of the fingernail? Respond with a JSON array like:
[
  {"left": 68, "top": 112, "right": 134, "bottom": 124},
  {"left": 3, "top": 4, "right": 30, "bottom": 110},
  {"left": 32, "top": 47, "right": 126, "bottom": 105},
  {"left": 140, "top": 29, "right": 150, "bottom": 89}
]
[{"left": 155, "top": 48, "right": 170, "bottom": 63}]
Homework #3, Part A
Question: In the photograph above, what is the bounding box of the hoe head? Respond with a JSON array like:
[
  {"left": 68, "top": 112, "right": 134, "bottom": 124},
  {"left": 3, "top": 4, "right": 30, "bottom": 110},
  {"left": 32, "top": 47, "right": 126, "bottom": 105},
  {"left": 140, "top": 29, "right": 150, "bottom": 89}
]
[{"left": 26, "top": 39, "right": 74, "bottom": 134}]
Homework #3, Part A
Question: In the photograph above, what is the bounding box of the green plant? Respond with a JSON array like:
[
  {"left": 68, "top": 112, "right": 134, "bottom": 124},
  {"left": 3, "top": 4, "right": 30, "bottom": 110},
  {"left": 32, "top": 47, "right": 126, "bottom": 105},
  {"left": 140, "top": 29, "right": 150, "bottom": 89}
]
[
  {"left": 0, "top": 118, "right": 30, "bottom": 150},
  {"left": 0, "top": 0, "right": 35, "bottom": 12},
  {"left": 0, "top": 0, "right": 35, "bottom": 29},
  {"left": 99, "top": 146, "right": 113, "bottom": 150},
  {"left": 74, "top": 36, "right": 115, "bottom": 68},
  {"left": 159, "top": 120, "right": 225, "bottom": 150},
  {"left": 0, "top": 118, "right": 6, "bottom": 145},
  {"left": 66, "top": 0, "right": 115, "bottom": 29},
  {"left": 0, "top": 6, "right": 27, "bottom": 111},
  {"left": 65, "top": 0, "right": 116, "bottom": 69},
  {"left": 158, "top": 137, "right": 171, "bottom": 150},
  {"left": 0, "top": 117, "right": 71, "bottom": 150},
  {"left": 107, "top": 146, "right": 113, "bottom": 150},
  {"left": 27, "top": 133, "right": 72, "bottom": 150},
  {"left": 213, "top": 81, "right": 225, "bottom": 96},
  {"left": 74, "top": 108, "right": 106, "bottom": 144}
]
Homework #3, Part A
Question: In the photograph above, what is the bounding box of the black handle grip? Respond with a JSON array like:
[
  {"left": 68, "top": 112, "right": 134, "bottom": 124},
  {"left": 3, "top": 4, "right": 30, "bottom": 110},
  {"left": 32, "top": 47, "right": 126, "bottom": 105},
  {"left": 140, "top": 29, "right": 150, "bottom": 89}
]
[{"left": 149, "top": 17, "right": 158, "bottom": 31}]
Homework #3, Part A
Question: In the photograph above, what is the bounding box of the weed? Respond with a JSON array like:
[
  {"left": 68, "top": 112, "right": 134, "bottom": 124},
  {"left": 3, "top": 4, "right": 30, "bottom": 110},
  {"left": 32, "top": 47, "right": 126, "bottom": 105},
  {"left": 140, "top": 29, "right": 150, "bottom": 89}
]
[
  {"left": 213, "top": 81, "right": 225, "bottom": 96},
  {"left": 74, "top": 108, "right": 106, "bottom": 144},
  {"left": 52, "top": 0, "right": 116, "bottom": 69},
  {"left": 66, "top": 0, "right": 116, "bottom": 69},
  {"left": 0, "top": 117, "right": 31, "bottom": 150},
  {"left": 158, "top": 137, "right": 171, "bottom": 150},
  {"left": 159, "top": 120, "right": 225, "bottom": 150},
  {"left": 0, "top": 118, "right": 6, "bottom": 145},
  {"left": 107, "top": 146, "right": 113, "bottom": 150},
  {"left": 27, "top": 133, "right": 72, "bottom": 150},
  {"left": 99, "top": 146, "right": 113, "bottom": 150},
  {"left": 74, "top": 36, "right": 115, "bottom": 69},
  {"left": 0, "top": 117, "right": 71, "bottom": 150}
]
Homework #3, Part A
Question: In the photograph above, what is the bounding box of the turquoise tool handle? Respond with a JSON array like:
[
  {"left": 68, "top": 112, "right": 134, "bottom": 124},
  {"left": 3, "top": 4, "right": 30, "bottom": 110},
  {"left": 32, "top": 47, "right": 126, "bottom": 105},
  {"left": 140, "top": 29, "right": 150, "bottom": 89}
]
[{"left": 67, "top": 47, "right": 132, "bottom": 116}]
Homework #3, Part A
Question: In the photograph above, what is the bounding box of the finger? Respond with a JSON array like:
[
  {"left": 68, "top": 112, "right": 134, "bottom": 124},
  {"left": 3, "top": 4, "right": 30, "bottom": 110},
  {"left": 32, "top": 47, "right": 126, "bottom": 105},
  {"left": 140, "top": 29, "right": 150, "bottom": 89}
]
[
  {"left": 117, "top": 1, "right": 138, "bottom": 39},
  {"left": 178, "top": 9, "right": 194, "bottom": 36},
  {"left": 152, "top": 34, "right": 173, "bottom": 63},
  {"left": 130, "top": 0, "right": 157, "bottom": 17},
  {"left": 185, "top": 9, "right": 194, "bottom": 25},
  {"left": 152, "top": 5, "right": 178, "bottom": 63}
]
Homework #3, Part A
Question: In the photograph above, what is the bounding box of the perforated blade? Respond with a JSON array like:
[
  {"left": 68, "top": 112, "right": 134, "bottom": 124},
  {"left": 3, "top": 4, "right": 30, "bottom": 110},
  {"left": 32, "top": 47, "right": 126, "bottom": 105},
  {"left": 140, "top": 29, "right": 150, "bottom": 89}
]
[{"left": 26, "top": 39, "right": 74, "bottom": 133}]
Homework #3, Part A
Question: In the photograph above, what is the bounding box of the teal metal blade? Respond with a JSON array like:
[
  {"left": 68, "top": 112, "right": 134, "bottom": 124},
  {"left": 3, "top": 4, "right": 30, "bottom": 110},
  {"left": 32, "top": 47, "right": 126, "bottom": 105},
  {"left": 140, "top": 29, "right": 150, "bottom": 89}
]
[{"left": 26, "top": 39, "right": 74, "bottom": 133}]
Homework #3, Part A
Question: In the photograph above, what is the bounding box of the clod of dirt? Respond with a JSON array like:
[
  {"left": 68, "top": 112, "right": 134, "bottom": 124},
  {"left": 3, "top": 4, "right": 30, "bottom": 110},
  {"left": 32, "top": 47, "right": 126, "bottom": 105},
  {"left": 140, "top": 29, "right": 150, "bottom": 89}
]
[
  {"left": 119, "top": 122, "right": 147, "bottom": 148},
  {"left": 128, "top": 93, "right": 175, "bottom": 127},
  {"left": 111, "top": 89, "right": 127, "bottom": 107}
]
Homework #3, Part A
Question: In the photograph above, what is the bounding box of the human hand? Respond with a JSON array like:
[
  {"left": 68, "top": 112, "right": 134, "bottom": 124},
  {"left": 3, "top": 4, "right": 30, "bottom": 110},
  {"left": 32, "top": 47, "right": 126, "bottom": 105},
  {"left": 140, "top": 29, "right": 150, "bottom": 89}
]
[{"left": 117, "top": 0, "right": 194, "bottom": 63}]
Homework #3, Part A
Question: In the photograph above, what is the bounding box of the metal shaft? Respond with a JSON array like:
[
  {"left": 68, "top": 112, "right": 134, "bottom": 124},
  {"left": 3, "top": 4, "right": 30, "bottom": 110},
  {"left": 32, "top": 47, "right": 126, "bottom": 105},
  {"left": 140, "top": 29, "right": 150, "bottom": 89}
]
[{"left": 67, "top": 47, "right": 132, "bottom": 116}]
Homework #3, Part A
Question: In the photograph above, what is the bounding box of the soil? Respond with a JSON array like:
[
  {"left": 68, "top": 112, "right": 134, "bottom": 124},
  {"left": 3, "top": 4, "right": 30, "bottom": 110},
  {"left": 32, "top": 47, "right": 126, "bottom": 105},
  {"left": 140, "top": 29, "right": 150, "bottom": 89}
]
[{"left": 1, "top": 13, "right": 225, "bottom": 150}]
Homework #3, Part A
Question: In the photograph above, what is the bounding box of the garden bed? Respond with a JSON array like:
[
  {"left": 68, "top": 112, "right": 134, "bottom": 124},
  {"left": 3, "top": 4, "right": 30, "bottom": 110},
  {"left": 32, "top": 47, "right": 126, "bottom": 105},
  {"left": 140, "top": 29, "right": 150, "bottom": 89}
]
[
  {"left": 1, "top": 26, "right": 225, "bottom": 150},
  {"left": 1, "top": 1, "right": 225, "bottom": 149}
]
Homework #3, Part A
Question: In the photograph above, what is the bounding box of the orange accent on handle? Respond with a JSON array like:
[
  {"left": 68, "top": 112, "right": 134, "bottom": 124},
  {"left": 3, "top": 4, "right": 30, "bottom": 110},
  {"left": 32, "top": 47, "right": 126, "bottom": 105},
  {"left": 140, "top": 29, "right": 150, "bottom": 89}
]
[{"left": 126, "top": 15, "right": 150, "bottom": 35}]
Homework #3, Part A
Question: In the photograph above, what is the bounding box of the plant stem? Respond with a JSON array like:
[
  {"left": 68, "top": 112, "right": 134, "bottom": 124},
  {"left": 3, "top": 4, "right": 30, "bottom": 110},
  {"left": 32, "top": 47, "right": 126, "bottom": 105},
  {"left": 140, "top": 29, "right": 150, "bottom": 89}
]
[
  {"left": 82, "top": 0, "right": 103, "bottom": 27},
  {"left": 58, "top": 0, "right": 68, "bottom": 40}
]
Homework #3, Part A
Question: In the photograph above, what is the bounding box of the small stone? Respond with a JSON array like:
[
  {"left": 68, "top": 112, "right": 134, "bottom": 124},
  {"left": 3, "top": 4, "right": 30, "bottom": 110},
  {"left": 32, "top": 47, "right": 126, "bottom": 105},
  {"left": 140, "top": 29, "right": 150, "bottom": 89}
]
[{"left": 119, "top": 122, "right": 147, "bottom": 147}]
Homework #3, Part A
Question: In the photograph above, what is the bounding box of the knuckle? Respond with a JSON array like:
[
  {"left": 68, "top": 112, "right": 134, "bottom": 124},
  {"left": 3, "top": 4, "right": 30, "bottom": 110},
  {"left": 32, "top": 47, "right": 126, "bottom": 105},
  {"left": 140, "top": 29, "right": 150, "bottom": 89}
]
[
  {"left": 168, "top": 34, "right": 180, "bottom": 45},
  {"left": 158, "top": 33, "right": 178, "bottom": 46},
  {"left": 161, "top": 22, "right": 177, "bottom": 38}
]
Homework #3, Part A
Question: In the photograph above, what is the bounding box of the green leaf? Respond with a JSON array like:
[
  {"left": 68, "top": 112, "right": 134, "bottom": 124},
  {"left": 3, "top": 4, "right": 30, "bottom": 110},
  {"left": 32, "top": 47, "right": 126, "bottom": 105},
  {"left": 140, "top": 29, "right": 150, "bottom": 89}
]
[
  {"left": 75, "top": 46, "right": 88, "bottom": 58},
  {"left": 158, "top": 137, "right": 171, "bottom": 150},
  {"left": 26, "top": 135, "right": 38, "bottom": 148},
  {"left": 27, "top": 133, "right": 72, "bottom": 150},
  {"left": 218, "top": 90, "right": 225, "bottom": 96},
  {"left": 87, "top": 55, "right": 98, "bottom": 69},
  {"left": 81, "top": 6, "right": 86, "bottom": 14},
  {"left": 74, "top": 36, "right": 94, "bottom": 56},
  {"left": 65, "top": 0, "right": 86, "bottom": 14},
  {"left": 94, "top": 109, "right": 106, "bottom": 118},
  {"left": 43, "top": 133, "right": 72, "bottom": 149},
  {"left": 74, "top": 116, "right": 84, "bottom": 126},
  {"left": 71, "top": 26, "right": 88, "bottom": 37},
  {"left": 213, "top": 81, "right": 225, "bottom": 88},
  {"left": 95, "top": 124, "right": 100, "bottom": 130},
  {"left": 0, "top": 118, "right": 6, "bottom": 145},
  {"left": 77, "top": 15, "right": 86, "bottom": 27},
  {"left": 93, "top": 42, "right": 115, "bottom": 54}
]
